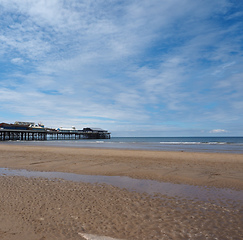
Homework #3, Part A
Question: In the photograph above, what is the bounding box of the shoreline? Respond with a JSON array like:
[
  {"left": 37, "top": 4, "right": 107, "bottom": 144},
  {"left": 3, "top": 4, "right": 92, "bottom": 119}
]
[
  {"left": 0, "top": 144, "right": 243, "bottom": 190},
  {"left": 1, "top": 137, "right": 243, "bottom": 154}
]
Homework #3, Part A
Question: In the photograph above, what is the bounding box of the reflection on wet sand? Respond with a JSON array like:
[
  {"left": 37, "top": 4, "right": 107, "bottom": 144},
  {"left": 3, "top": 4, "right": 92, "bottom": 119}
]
[{"left": 1, "top": 168, "right": 242, "bottom": 208}]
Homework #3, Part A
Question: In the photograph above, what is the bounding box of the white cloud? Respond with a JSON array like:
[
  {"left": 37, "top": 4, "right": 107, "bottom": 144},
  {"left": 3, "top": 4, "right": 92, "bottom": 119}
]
[
  {"left": 11, "top": 57, "right": 25, "bottom": 64},
  {"left": 210, "top": 129, "right": 228, "bottom": 133}
]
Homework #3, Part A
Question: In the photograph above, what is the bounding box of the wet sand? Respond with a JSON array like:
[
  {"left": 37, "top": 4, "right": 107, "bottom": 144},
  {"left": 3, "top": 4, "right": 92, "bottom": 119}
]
[
  {"left": 0, "top": 144, "right": 243, "bottom": 239},
  {"left": 0, "top": 144, "right": 243, "bottom": 189}
]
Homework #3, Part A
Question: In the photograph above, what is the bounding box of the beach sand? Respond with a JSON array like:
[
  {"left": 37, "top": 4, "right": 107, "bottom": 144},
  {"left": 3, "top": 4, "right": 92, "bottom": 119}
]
[{"left": 0, "top": 144, "right": 243, "bottom": 239}]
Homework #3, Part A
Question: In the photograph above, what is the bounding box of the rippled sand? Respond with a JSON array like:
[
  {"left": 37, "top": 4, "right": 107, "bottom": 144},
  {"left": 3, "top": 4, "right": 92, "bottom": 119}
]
[
  {"left": 0, "top": 144, "right": 242, "bottom": 239},
  {"left": 0, "top": 176, "right": 242, "bottom": 240}
]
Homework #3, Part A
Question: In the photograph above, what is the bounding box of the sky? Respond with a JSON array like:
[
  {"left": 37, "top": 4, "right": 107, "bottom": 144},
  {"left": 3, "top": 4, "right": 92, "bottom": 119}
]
[{"left": 0, "top": 0, "right": 243, "bottom": 137}]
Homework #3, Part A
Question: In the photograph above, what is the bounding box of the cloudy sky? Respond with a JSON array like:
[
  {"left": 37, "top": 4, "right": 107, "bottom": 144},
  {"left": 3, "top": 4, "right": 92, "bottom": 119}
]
[{"left": 0, "top": 0, "right": 243, "bottom": 137}]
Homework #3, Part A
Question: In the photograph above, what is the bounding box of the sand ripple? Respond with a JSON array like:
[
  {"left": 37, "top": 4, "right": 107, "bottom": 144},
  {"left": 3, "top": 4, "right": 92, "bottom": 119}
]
[{"left": 0, "top": 176, "right": 242, "bottom": 240}]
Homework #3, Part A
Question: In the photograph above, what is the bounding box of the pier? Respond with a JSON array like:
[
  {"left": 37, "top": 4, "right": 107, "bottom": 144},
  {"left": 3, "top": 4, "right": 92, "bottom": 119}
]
[
  {"left": 0, "top": 123, "right": 110, "bottom": 141},
  {"left": 0, "top": 129, "right": 110, "bottom": 141}
]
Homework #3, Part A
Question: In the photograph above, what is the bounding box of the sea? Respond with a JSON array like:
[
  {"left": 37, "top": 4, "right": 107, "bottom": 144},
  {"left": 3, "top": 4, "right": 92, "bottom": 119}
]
[{"left": 3, "top": 137, "right": 243, "bottom": 153}]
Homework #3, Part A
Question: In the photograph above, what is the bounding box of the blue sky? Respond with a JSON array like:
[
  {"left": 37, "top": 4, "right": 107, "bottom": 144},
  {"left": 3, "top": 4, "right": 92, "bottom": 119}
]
[{"left": 0, "top": 0, "right": 243, "bottom": 137}]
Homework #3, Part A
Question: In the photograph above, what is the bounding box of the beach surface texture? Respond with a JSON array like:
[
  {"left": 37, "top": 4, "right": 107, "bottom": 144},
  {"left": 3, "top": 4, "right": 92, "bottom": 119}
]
[{"left": 0, "top": 144, "right": 243, "bottom": 239}]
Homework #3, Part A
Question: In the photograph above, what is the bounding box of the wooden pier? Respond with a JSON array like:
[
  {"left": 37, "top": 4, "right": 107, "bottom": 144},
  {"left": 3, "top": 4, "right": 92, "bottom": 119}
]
[{"left": 0, "top": 129, "right": 110, "bottom": 141}]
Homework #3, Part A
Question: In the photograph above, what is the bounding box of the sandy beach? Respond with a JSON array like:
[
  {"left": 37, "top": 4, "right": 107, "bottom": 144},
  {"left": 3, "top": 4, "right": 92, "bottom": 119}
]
[{"left": 0, "top": 144, "right": 243, "bottom": 239}]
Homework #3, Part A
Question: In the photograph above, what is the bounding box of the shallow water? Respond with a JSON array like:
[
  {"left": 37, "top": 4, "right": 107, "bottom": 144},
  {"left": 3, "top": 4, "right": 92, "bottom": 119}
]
[
  {"left": 1, "top": 168, "right": 242, "bottom": 208},
  {"left": 2, "top": 136, "right": 243, "bottom": 153}
]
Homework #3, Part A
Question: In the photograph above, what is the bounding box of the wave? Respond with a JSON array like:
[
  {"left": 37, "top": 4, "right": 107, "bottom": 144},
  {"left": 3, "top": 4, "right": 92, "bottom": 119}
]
[{"left": 159, "top": 141, "right": 240, "bottom": 145}]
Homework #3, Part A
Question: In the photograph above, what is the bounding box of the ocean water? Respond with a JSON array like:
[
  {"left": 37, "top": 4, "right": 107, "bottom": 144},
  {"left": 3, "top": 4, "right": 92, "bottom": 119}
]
[{"left": 3, "top": 137, "right": 243, "bottom": 153}]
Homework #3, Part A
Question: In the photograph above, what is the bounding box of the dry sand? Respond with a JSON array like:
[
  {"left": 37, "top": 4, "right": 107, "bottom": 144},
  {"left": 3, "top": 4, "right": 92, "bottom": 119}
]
[{"left": 0, "top": 144, "right": 243, "bottom": 239}]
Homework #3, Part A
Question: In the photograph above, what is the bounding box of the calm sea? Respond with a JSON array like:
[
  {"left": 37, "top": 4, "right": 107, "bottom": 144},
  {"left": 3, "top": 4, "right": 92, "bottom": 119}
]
[{"left": 3, "top": 137, "right": 243, "bottom": 153}]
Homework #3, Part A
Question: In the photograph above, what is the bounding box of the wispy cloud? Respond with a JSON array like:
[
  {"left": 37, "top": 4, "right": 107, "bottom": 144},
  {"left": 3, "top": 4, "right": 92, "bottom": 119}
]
[{"left": 0, "top": 0, "right": 243, "bottom": 136}]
